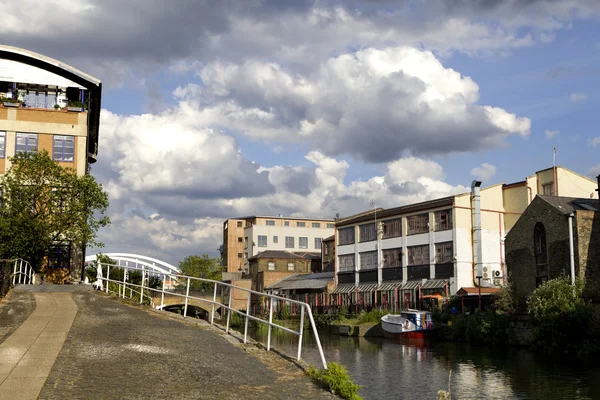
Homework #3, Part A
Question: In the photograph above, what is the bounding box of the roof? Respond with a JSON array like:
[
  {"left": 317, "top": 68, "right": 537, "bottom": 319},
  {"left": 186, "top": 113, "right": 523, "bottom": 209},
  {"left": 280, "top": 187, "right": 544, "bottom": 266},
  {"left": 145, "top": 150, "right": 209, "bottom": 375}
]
[
  {"left": 456, "top": 287, "right": 501, "bottom": 296},
  {"left": 331, "top": 279, "right": 449, "bottom": 294},
  {"left": 294, "top": 252, "right": 322, "bottom": 260},
  {"left": 323, "top": 235, "right": 335, "bottom": 242},
  {"left": 227, "top": 215, "right": 335, "bottom": 222},
  {"left": 266, "top": 272, "right": 334, "bottom": 291},
  {"left": 247, "top": 250, "right": 305, "bottom": 261},
  {"left": 538, "top": 195, "right": 600, "bottom": 214},
  {"left": 336, "top": 208, "right": 383, "bottom": 225}
]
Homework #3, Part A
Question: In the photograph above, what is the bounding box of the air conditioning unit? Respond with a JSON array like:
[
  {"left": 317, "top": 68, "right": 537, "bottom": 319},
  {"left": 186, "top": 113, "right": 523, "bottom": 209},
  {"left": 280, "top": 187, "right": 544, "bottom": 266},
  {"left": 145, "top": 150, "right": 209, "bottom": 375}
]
[
  {"left": 482, "top": 266, "right": 489, "bottom": 279},
  {"left": 493, "top": 278, "right": 503, "bottom": 287},
  {"left": 492, "top": 270, "right": 503, "bottom": 279}
]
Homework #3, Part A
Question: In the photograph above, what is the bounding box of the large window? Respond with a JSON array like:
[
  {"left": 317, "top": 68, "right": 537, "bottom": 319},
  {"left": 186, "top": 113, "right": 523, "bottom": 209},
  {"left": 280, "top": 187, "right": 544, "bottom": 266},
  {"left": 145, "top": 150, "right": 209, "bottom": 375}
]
[
  {"left": 314, "top": 237, "right": 322, "bottom": 249},
  {"left": 296, "top": 221, "right": 306, "bottom": 227},
  {"left": 48, "top": 243, "right": 71, "bottom": 268},
  {"left": 266, "top": 220, "right": 275, "bottom": 226},
  {"left": 285, "top": 236, "right": 295, "bottom": 248},
  {"left": 435, "top": 242, "right": 453, "bottom": 264},
  {"left": 338, "top": 227, "right": 355, "bottom": 245},
  {"left": 16, "top": 133, "right": 38, "bottom": 154},
  {"left": 382, "top": 218, "right": 402, "bottom": 239},
  {"left": 326, "top": 223, "right": 334, "bottom": 229},
  {"left": 273, "top": 236, "right": 278, "bottom": 244},
  {"left": 434, "top": 209, "right": 452, "bottom": 231},
  {"left": 407, "top": 214, "right": 429, "bottom": 235},
  {"left": 359, "top": 223, "right": 376, "bottom": 242},
  {"left": 408, "top": 245, "right": 429, "bottom": 266},
  {"left": 542, "top": 183, "right": 554, "bottom": 196},
  {"left": 52, "top": 135, "right": 75, "bottom": 162},
  {"left": 312, "top": 222, "right": 321, "bottom": 228},
  {"left": 268, "top": 262, "right": 275, "bottom": 271},
  {"left": 338, "top": 254, "right": 355, "bottom": 272},
  {"left": 0, "top": 131, "right": 5, "bottom": 158},
  {"left": 287, "top": 262, "right": 295, "bottom": 271},
  {"left": 360, "top": 251, "right": 377, "bottom": 270},
  {"left": 534, "top": 223, "right": 548, "bottom": 287},
  {"left": 237, "top": 221, "right": 243, "bottom": 228},
  {"left": 383, "top": 248, "right": 402, "bottom": 268},
  {"left": 258, "top": 235, "right": 267, "bottom": 247},
  {"left": 299, "top": 237, "right": 308, "bottom": 249}
]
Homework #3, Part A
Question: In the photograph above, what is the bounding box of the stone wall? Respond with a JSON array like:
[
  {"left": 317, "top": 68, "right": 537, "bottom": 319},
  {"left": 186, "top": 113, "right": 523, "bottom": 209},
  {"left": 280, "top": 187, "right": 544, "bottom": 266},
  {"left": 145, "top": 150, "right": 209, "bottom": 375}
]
[{"left": 576, "top": 211, "right": 600, "bottom": 299}]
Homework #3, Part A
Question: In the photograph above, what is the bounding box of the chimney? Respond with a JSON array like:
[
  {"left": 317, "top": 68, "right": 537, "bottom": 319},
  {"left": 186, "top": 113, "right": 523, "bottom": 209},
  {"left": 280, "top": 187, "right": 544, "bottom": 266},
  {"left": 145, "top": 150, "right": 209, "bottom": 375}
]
[
  {"left": 471, "top": 181, "right": 483, "bottom": 285},
  {"left": 596, "top": 175, "right": 599, "bottom": 196}
]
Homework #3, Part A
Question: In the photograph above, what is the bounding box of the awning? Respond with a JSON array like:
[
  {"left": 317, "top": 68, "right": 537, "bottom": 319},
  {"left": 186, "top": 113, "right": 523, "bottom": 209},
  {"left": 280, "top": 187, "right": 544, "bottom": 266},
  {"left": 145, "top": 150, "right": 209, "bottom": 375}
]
[
  {"left": 401, "top": 281, "right": 420, "bottom": 290},
  {"left": 357, "top": 283, "right": 378, "bottom": 292},
  {"left": 331, "top": 284, "right": 356, "bottom": 294},
  {"left": 421, "top": 279, "right": 448, "bottom": 290},
  {"left": 457, "top": 287, "right": 501, "bottom": 297},
  {"left": 378, "top": 281, "right": 403, "bottom": 291}
]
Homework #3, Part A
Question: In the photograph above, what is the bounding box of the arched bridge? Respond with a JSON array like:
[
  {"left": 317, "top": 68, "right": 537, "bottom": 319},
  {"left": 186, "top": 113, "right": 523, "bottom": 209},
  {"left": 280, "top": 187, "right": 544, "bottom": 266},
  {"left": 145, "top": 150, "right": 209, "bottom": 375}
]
[{"left": 85, "top": 253, "right": 180, "bottom": 278}]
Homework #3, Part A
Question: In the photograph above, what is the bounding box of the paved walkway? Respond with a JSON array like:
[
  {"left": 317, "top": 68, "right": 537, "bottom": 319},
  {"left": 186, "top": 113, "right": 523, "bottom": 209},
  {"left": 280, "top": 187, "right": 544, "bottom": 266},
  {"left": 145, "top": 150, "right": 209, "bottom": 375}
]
[{"left": 0, "top": 285, "right": 335, "bottom": 400}]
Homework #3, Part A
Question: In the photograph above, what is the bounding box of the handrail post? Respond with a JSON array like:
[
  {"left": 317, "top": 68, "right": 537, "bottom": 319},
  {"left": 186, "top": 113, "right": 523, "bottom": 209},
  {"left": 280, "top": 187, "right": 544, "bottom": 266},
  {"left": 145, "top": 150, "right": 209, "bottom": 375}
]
[
  {"left": 105, "top": 264, "right": 110, "bottom": 293},
  {"left": 19, "top": 259, "right": 23, "bottom": 284},
  {"left": 140, "top": 270, "right": 145, "bottom": 304},
  {"left": 122, "top": 268, "right": 127, "bottom": 298},
  {"left": 226, "top": 288, "right": 233, "bottom": 334},
  {"left": 161, "top": 274, "right": 166, "bottom": 308},
  {"left": 306, "top": 306, "right": 328, "bottom": 369},
  {"left": 267, "top": 298, "right": 274, "bottom": 351},
  {"left": 184, "top": 278, "right": 190, "bottom": 317},
  {"left": 297, "top": 305, "right": 305, "bottom": 361},
  {"left": 244, "top": 292, "right": 252, "bottom": 344},
  {"left": 12, "top": 260, "right": 17, "bottom": 285},
  {"left": 211, "top": 283, "right": 217, "bottom": 325}
]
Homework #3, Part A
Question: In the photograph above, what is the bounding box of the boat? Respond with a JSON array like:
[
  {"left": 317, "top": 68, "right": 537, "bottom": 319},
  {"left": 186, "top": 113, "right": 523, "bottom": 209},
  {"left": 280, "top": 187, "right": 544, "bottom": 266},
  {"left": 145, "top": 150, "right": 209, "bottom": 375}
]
[{"left": 380, "top": 310, "right": 434, "bottom": 341}]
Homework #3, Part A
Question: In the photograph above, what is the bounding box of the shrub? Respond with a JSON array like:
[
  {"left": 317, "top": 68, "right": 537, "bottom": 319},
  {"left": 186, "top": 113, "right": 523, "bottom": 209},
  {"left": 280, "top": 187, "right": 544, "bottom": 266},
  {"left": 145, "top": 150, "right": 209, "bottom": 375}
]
[
  {"left": 278, "top": 303, "right": 290, "bottom": 320},
  {"left": 357, "top": 309, "right": 387, "bottom": 324},
  {"left": 307, "top": 362, "right": 362, "bottom": 400}
]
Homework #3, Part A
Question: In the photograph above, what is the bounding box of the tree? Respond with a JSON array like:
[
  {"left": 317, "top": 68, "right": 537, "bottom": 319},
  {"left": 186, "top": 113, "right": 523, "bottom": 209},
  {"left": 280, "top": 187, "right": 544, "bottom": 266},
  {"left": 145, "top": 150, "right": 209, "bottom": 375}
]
[
  {"left": 178, "top": 255, "right": 222, "bottom": 291},
  {"left": 0, "top": 150, "right": 110, "bottom": 271}
]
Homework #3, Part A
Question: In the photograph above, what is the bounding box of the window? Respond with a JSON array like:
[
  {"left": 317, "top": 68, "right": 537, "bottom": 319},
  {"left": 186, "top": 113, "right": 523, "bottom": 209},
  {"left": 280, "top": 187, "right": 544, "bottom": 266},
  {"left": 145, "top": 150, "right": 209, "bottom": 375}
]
[
  {"left": 299, "top": 237, "right": 308, "bottom": 249},
  {"left": 285, "top": 236, "right": 295, "bottom": 248},
  {"left": 534, "top": 223, "right": 548, "bottom": 287},
  {"left": 338, "top": 254, "right": 355, "bottom": 272},
  {"left": 434, "top": 209, "right": 452, "bottom": 231},
  {"left": 324, "top": 245, "right": 329, "bottom": 255},
  {"left": 407, "top": 214, "right": 428, "bottom": 235},
  {"left": 407, "top": 245, "right": 429, "bottom": 266},
  {"left": 360, "top": 251, "right": 377, "bottom": 270},
  {"left": 284, "top": 221, "right": 290, "bottom": 226},
  {"left": 315, "top": 237, "right": 322, "bottom": 249},
  {"left": 273, "top": 236, "right": 278, "bottom": 244},
  {"left": 0, "top": 131, "right": 5, "bottom": 158},
  {"left": 268, "top": 262, "right": 275, "bottom": 271},
  {"left": 258, "top": 235, "right": 267, "bottom": 247},
  {"left": 382, "top": 218, "right": 402, "bottom": 239},
  {"left": 327, "top": 223, "right": 334, "bottom": 229},
  {"left": 266, "top": 220, "right": 275, "bottom": 226},
  {"left": 359, "top": 223, "right": 377, "bottom": 242},
  {"left": 338, "top": 227, "right": 355, "bottom": 245},
  {"left": 238, "top": 253, "right": 243, "bottom": 258},
  {"left": 382, "top": 248, "right": 402, "bottom": 268},
  {"left": 542, "top": 183, "right": 554, "bottom": 196},
  {"left": 52, "top": 135, "right": 75, "bottom": 162},
  {"left": 312, "top": 222, "right": 321, "bottom": 228},
  {"left": 287, "top": 262, "right": 295, "bottom": 271},
  {"left": 244, "top": 252, "right": 248, "bottom": 259},
  {"left": 296, "top": 221, "right": 305, "bottom": 227},
  {"left": 48, "top": 243, "right": 71, "bottom": 268},
  {"left": 244, "top": 237, "right": 248, "bottom": 249},
  {"left": 237, "top": 221, "right": 243, "bottom": 228},
  {"left": 238, "top": 237, "right": 243, "bottom": 243},
  {"left": 435, "top": 242, "right": 453, "bottom": 264},
  {"left": 16, "top": 133, "right": 38, "bottom": 154}
]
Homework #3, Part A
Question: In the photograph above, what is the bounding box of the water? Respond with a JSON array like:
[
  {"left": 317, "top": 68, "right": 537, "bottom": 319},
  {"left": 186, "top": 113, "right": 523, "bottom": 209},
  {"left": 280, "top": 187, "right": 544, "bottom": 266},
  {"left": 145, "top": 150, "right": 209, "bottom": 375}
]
[{"left": 249, "top": 327, "right": 600, "bottom": 399}]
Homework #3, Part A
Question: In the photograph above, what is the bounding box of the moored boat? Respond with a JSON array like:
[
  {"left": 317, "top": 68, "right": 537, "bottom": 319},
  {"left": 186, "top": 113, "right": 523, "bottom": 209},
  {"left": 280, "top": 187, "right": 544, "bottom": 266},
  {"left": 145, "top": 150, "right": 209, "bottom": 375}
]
[{"left": 381, "top": 310, "right": 433, "bottom": 341}]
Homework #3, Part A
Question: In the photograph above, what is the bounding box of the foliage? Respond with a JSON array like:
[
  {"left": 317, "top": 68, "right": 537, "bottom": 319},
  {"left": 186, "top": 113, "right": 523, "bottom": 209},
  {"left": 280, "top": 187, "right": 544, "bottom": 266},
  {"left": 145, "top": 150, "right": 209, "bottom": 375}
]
[
  {"left": 278, "top": 303, "right": 290, "bottom": 320},
  {"left": 527, "top": 276, "right": 584, "bottom": 320},
  {"left": 178, "top": 254, "right": 222, "bottom": 291},
  {"left": 357, "top": 309, "right": 387, "bottom": 324},
  {"left": 0, "top": 151, "right": 110, "bottom": 270},
  {"left": 491, "top": 283, "right": 518, "bottom": 315},
  {"left": 307, "top": 362, "right": 362, "bottom": 400},
  {"left": 313, "top": 313, "right": 343, "bottom": 328}
]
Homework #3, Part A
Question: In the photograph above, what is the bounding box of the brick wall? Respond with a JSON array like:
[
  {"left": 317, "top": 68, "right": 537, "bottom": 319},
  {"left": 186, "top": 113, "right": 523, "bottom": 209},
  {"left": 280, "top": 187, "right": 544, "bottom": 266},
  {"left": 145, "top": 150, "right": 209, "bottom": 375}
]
[{"left": 576, "top": 211, "right": 600, "bottom": 299}]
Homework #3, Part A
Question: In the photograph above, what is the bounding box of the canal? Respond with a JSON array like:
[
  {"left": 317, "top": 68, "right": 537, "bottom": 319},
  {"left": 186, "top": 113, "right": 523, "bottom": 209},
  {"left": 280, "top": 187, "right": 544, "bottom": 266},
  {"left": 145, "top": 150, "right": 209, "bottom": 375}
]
[{"left": 249, "top": 327, "right": 600, "bottom": 399}]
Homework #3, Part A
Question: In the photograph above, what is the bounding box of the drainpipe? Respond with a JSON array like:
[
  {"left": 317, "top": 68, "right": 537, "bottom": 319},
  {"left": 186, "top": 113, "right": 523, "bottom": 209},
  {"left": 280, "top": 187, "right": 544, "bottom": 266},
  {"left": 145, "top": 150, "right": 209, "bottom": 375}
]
[
  {"left": 471, "top": 181, "right": 483, "bottom": 286},
  {"left": 568, "top": 213, "right": 576, "bottom": 286}
]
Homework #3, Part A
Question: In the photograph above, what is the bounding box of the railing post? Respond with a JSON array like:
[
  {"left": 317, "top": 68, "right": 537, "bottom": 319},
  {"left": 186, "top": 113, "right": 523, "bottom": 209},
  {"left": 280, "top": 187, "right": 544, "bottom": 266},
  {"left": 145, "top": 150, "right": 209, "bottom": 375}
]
[
  {"left": 226, "top": 288, "right": 233, "bottom": 334},
  {"left": 211, "top": 283, "right": 217, "bottom": 325},
  {"left": 297, "top": 305, "right": 305, "bottom": 361},
  {"left": 140, "top": 270, "right": 145, "bottom": 304},
  {"left": 184, "top": 278, "right": 190, "bottom": 317},
  {"left": 267, "top": 298, "right": 274, "bottom": 351},
  {"left": 244, "top": 292, "right": 251, "bottom": 344},
  {"left": 105, "top": 264, "right": 110, "bottom": 293},
  {"left": 12, "top": 260, "right": 17, "bottom": 285},
  {"left": 161, "top": 274, "right": 166, "bottom": 308},
  {"left": 19, "top": 259, "right": 23, "bottom": 284},
  {"left": 122, "top": 267, "right": 127, "bottom": 298},
  {"left": 306, "top": 306, "right": 328, "bottom": 369}
]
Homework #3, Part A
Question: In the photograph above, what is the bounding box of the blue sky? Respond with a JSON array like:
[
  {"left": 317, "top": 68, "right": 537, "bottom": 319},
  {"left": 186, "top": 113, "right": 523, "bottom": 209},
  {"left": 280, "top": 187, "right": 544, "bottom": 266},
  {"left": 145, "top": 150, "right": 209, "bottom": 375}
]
[{"left": 4, "top": 0, "right": 600, "bottom": 264}]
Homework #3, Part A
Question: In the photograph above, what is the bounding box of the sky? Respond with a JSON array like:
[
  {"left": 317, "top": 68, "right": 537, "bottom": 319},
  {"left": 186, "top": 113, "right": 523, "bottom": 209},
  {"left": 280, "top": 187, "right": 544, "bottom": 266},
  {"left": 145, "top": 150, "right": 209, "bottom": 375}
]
[{"left": 4, "top": 0, "right": 600, "bottom": 265}]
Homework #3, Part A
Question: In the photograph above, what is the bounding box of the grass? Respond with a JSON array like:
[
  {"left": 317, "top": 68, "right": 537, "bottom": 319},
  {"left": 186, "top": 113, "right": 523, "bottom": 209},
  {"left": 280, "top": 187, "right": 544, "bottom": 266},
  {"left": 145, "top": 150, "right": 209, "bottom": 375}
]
[{"left": 307, "top": 362, "right": 362, "bottom": 400}]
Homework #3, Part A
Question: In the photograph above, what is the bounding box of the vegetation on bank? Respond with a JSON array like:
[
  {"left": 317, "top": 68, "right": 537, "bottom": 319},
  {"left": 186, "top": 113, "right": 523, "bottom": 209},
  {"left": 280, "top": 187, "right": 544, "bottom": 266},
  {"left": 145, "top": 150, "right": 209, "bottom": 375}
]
[{"left": 307, "top": 362, "right": 362, "bottom": 400}]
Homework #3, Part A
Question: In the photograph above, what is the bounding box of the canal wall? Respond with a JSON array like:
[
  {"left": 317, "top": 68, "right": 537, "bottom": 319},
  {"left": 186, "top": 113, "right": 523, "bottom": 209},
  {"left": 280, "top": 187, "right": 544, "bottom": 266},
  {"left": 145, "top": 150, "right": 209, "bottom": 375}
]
[{"left": 329, "top": 322, "right": 384, "bottom": 337}]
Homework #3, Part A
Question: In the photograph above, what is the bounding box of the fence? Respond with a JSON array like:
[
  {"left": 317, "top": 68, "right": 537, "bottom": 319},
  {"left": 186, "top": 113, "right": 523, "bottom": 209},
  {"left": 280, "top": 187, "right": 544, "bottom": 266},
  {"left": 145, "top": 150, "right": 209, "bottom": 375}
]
[
  {"left": 0, "top": 258, "right": 34, "bottom": 298},
  {"left": 95, "top": 262, "right": 328, "bottom": 369}
]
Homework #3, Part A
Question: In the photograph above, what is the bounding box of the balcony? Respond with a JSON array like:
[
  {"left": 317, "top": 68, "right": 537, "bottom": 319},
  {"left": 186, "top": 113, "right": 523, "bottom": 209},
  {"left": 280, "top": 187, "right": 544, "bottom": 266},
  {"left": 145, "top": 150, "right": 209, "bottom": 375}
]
[{"left": 0, "top": 81, "right": 88, "bottom": 113}]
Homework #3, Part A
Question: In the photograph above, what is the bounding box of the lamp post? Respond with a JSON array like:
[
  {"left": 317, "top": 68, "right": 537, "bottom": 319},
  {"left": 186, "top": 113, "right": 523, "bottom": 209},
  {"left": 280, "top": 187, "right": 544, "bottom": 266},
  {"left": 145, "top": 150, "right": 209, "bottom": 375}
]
[{"left": 476, "top": 275, "right": 482, "bottom": 312}]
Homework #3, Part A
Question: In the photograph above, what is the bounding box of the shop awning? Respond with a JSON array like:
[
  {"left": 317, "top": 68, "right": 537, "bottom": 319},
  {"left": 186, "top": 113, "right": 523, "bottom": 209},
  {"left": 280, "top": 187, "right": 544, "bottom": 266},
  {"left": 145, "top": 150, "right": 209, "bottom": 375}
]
[
  {"left": 331, "top": 284, "right": 357, "bottom": 294},
  {"left": 378, "top": 281, "right": 404, "bottom": 291},
  {"left": 356, "top": 283, "right": 378, "bottom": 292},
  {"left": 421, "top": 279, "right": 448, "bottom": 289},
  {"left": 457, "top": 287, "right": 501, "bottom": 297}
]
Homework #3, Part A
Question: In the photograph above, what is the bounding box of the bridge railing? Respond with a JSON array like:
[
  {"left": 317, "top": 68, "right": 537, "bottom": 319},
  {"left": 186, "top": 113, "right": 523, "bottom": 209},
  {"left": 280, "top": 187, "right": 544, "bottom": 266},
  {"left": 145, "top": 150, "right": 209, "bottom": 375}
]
[
  {"left": 95, "top": 262, "right": 328, "bottom": 369},
  {"left": 9, "top": 258, "right": 34, "bottom": 285}
]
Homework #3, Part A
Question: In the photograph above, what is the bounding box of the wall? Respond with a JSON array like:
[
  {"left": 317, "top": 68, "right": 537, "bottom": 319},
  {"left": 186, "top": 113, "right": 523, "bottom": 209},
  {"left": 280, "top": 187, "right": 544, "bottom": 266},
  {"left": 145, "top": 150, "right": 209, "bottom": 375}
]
[
  {"left": 246, "top": 224, "right": 333, "bottom": 257},
  {"left": 576, "top": 210, "right": 600, "bottom": 299},
  {"left": 503, "top": 184, "right": 530, "bottom": 232},
  {"left": 557, "top": 168, "right": 598, "bottom": 199},
  {"left": 223, "top": 218, "right": 248, "bottom": 273}
]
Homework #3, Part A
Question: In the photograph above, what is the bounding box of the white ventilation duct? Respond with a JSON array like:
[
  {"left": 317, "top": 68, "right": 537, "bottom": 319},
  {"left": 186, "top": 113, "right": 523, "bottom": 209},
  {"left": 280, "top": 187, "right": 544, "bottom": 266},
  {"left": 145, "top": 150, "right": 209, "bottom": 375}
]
[{"left": 471, "top": 181, "right": 483, "bottom": 286}]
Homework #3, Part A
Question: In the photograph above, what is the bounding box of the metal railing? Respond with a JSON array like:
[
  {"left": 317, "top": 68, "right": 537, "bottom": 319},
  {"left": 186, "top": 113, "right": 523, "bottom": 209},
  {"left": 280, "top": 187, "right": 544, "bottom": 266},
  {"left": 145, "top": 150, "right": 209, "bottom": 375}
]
[
  {"left": 11, "top": 258, "right": 34, "bottom": 285},
  {"left": 95, "top": 262, "right": 328, "bottom": 369}
]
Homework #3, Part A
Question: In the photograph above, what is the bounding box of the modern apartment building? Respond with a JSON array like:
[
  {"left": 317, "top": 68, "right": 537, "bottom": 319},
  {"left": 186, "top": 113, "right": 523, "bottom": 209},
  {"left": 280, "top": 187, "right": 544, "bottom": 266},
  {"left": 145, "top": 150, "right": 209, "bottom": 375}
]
[
  {"left": 220, "top": 216, "right": 335, "bottom": 273},
  {"left": 332, "top": 166, "right": 598, "bottom": 309},
  {"left": 0, "top": 45, "right": 102, "bottom": 278}
]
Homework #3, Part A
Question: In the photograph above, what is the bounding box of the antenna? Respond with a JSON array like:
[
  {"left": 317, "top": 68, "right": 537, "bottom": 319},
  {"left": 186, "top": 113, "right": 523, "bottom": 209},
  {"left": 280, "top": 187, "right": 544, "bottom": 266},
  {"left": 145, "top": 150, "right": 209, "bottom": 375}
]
[{"left": 553, "top": 147, "right": 556, "bottom": 167}]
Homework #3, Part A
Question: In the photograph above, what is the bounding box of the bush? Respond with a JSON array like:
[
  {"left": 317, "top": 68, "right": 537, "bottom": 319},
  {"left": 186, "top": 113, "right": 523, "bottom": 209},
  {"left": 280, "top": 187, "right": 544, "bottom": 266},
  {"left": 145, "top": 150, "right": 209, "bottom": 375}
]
[
  {"left": 278, "top": 303, "right": 290, "bottom": 320},
  {"left": 307, "top": 362, "right": 362, "bottom": 400},
  {"left": 357, "top": 309, "right": 387, "bottom": 324}
]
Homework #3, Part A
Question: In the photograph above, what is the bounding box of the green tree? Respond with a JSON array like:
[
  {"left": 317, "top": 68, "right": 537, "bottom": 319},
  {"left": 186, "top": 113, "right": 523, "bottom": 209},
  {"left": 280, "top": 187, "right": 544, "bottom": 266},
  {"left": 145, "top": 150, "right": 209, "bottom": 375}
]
[
  {"left": 178, "top": 255, "right": 222, "bottom": 291},
  {"left": 0, "top": 150, "right": 110, "bottom": 270}
]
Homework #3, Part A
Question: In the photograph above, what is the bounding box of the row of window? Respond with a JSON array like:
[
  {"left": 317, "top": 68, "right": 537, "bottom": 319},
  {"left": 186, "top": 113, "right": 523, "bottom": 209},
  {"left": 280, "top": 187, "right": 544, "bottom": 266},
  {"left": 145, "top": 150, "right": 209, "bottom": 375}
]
[
  {"left": 338, "top": 210, "right": 452, "bottom": 245},
  {"left": 0, "top": 132, "right": 75, "bottom": 161},
  {"left": 238, "top": 236, "right": 324, "bottom": 250},
  {"left": 267, "top": 262, "right": 296, "bottom": 271},
  {"left": 265, "top": 220, "right": 335, "bottom": 228},
  {"left": 337, "top": 242, "right": 453, "bottom": 272}
]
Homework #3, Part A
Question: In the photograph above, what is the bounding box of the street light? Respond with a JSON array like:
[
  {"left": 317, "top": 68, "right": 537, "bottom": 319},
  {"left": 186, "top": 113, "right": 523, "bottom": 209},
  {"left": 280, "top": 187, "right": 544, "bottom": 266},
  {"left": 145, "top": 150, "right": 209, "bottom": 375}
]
[{"left": 476, "top": 275, "right": 482, "bottom": 312}]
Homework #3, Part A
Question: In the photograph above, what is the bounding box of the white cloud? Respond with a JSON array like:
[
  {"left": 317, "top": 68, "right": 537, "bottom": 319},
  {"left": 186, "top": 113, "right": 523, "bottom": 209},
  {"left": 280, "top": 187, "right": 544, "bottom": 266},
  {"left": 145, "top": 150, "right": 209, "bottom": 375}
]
[
  {"left": 545, "top": 130, "right": 559, "bottom": 140},
  {"left": 570, "top": 92, "right": 588, "bottom": 102},
  {"left": 588, "top": 164, "right": 600, "bottom": 178},
  {"left": 470, "top": 163, "right": 497, "bottom": 182},
  {"left": 589, "top": 137, "right": 600, "bottom": 147}
]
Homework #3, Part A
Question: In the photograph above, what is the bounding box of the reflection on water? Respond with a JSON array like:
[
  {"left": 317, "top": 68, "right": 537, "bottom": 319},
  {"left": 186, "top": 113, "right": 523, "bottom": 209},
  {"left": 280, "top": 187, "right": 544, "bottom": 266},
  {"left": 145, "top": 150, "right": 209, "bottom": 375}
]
[{"left": 249, "top": 327, "right": 600, "bottom": 400}]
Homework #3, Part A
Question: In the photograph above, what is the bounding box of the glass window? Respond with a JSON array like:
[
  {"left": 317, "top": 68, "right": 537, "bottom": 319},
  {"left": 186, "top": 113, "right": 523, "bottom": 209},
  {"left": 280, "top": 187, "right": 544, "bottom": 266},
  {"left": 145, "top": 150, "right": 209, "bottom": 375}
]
[
  {"left": 238, "top": 237, "right": 243, "bottom": 243},
  {"left": 52, "top": 135, "right": 75, "bottom": 162},
  {"left": 312, "top": 222, "right": 321, "bottom": 228},
  {"left": 382, "top": 248, "right": 402, "bottom": 268},
  {"left": 296, "top": 221, "right": 306, "bottom": 227},
  {"left": 244, "top": 237, "right": 248, "bottom": 248},
  {"left": 237, "top": 221, "right": 243, "bottom": 228},
  {"left": 408, "top": 245, "right": 429, "bottom": 266},
  {"left": 338, "top": 227, "right": 355, "bottom": 245},
  {"left": 360, "top": 251, "right": 377, "bottom": 270},
  {"left": 434, "top": 209, "right": 452, "bottom": 231},
  {"left": 382, "top": 218, "right": 402, "bottom": 239},
  {"left": 435, "top": 242, "right": 453, "bottom": 263},
  {"left": 0, "top": 131, "right": 5, "bottom": 158},
  {"left": 266, "top": 220, "right": 275, "bottom": 226},
  {"left": 285, "top": 236, "right": 295, "bottom": 248},
  {"left": 287, "top": 262, "right": 295, "bottom": 271},
  {"left": 258, "top": 235, "right": 267, "bottom": 247},
  {"left": 407, "top": 214, "right": 428, "bottom": 235},
  {"left": 48, "top": 243, "right": 71, "bottom": 268},
  {"left": 268, "top": 262, "right": 275, "bottom": 271},
  {"left": 16, "top": 133, "right": 38, "bottom": 154},
  {"left": 338, "top": 255, "right": 355, "bottom": 272},
  {"left": 237, "top": 253, "right": 243, "bottom": 258},
  {"left": 284, "top": 221, "right": 290, "bottom": 226},
  {"left": 273, "top": 236, "right": 278, "bottom": 244},
  {"left": 324, "top": 245, "right": 329, "bottom": 255},
  {"left": 327, "top": 223, "right": 335, "bottom": 229},
  {"left": 542, "top": 183, "right": 554, "bottom": 196},
  {"left": 534, "top": 223, "right": 548, "bottom": 287},
  {"left": 299, "top": 237, "right": 308, "bottom": 249},
  {"left": 314, "top": 237, "right": 322, "bottom": 249},
  {"left": 359, "top": 223, "right": 376, "bottom": 242}
]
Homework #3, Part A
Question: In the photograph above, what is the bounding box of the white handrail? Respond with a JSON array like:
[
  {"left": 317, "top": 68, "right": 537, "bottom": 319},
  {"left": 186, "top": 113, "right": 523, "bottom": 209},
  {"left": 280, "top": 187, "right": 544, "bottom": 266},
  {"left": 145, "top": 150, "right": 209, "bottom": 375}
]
[
  {"left": 96, "top": 262, "right": 328, "bottom": 369},
  {"left": 6, "top": 258, "right": 34, "bottom": 285}
]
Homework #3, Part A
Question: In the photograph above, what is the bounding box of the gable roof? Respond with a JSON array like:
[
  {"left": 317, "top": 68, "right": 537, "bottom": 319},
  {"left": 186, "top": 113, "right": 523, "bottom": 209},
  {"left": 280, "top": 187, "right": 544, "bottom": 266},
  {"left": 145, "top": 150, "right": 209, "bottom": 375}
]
[
  {"left": 266, "top": 272, "right": 334, "bottom": 291},
  {"left": 247, "top": 250, "right": 320, "bottom": 261},
  {"left": 538, "top": 195, "right": 600, "bottom": 214}
]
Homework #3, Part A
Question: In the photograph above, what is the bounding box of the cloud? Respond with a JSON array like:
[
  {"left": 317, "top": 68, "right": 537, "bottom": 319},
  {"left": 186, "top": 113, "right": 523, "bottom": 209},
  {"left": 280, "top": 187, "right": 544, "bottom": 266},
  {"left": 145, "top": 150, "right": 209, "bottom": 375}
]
[
  {"left": 470, "top": 163, "right": 497, "bottom": 182},
  {"left": 588, "top": 164, "right": 600, "bottom": 178},
  {"left": 545, "top": 129, "right": 559, "bottom": 140},
  {"left": 570, "top": 92, "right": 588, "bottom": 102},
  {"left": 589, "top": 137, "right": 600, "bottom": 147}
]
